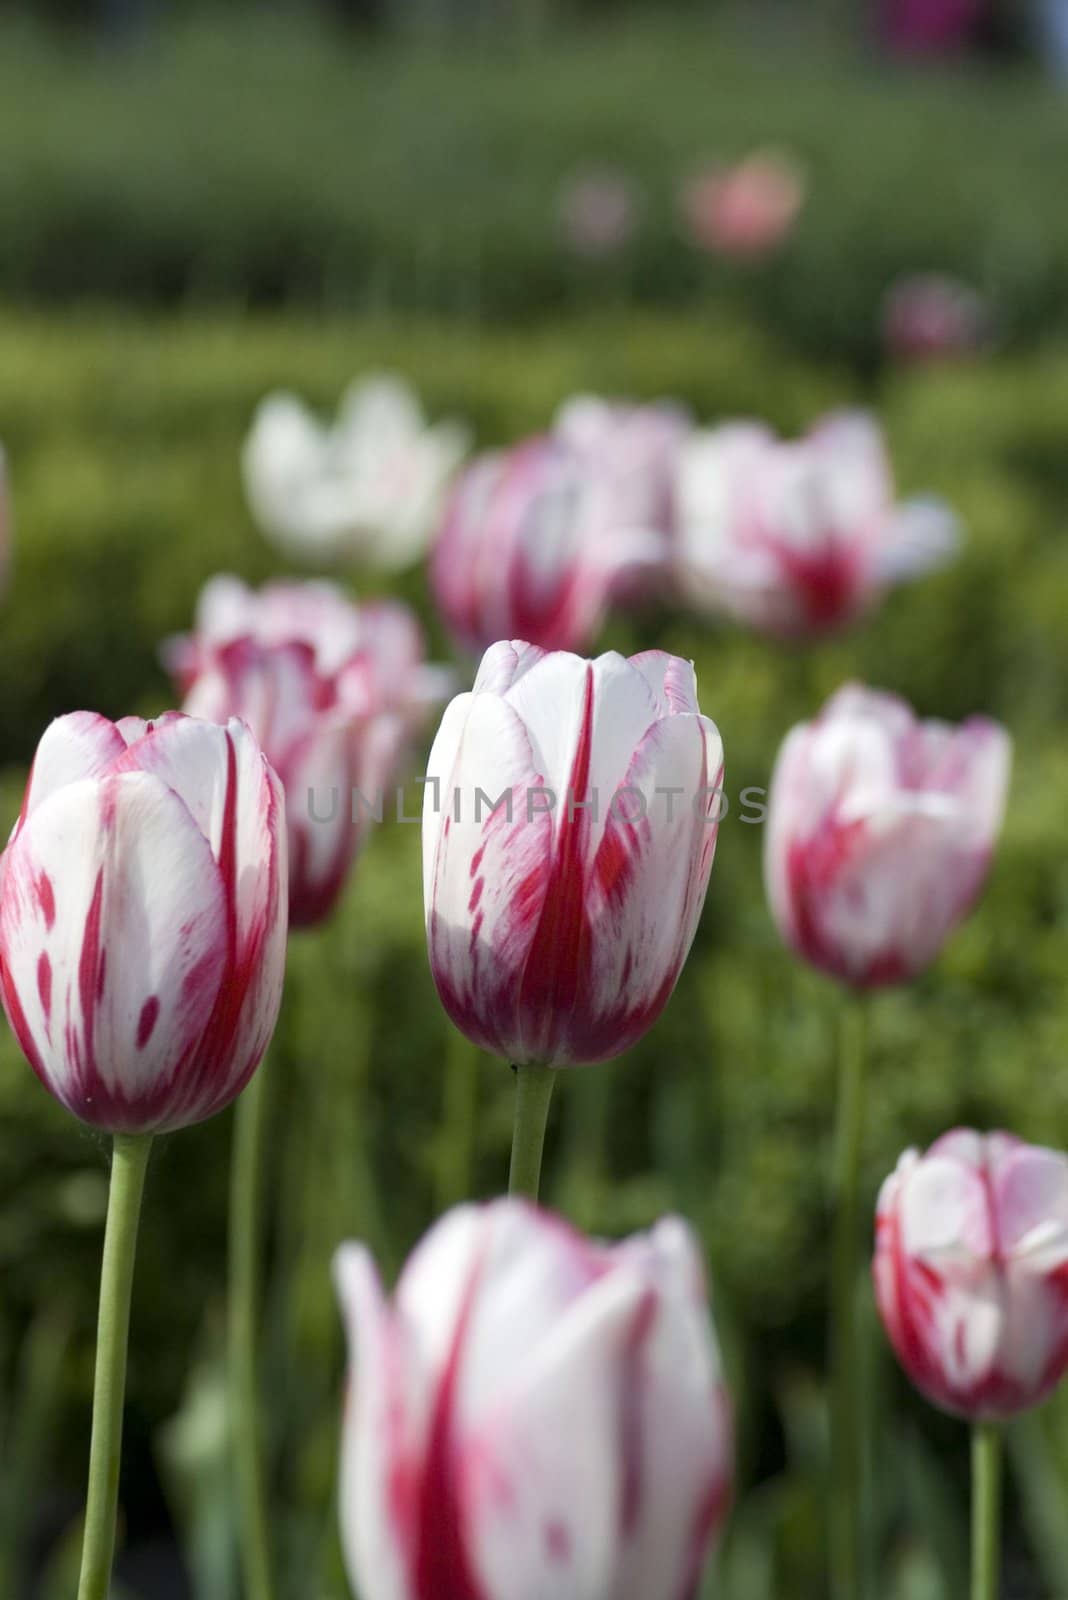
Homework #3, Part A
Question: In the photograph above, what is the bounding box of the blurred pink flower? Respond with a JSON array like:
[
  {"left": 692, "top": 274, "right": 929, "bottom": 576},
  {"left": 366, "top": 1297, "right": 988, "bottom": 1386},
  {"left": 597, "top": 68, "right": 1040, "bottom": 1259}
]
[
  {"left": 680, "top": 150, "right": 805, "bottom": 261},
  {"left": 335, "top": 1199, "right": 732, "bottom": 1600},
  {"left": 882, "top": 274, "right": 988, "bottom": 364},
  {"left": 558, "top": 167, "right": 641, "bottom": 258},
  {"left": 764, "top": 684, "right": 1011, "bottom": 988},
  {"left": 881, "top": 0, "right": 983, "bottom": 54},
  {"left": 167, "top": 575, "right": 450, "bottom": 928},
  {"left": 675, "top": 411, "right": 959, "bottom": 640}
]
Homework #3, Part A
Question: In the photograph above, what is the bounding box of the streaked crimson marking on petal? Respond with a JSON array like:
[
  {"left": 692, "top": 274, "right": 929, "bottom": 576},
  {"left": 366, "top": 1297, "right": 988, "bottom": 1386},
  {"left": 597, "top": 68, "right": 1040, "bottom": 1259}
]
[
  {"left": 516, "top": 664, "right": 595, "bottom": 1055},
  {"left": 619, "top": 1289, "right": 658, "bottom": 1536},
  {"left": 96, "top": 949, "right": 107, "bottom": 1002},
  {"left": 136, "top": 996, "right": 160, "bottom": 1050},
  {"left": 36, "top": 952, "right": 52, "bottom": 1023},
  {"left": 412, "top": 1253, "right": 489, "bottom": 1600},
  {"left": 1, "top": 960, "right": 45, "bottom": 1077},
  {"left": 544, "top": 1519, "right": 572, "bottom": 1564},
  {"left": 36, "top": 873, "right": 56, "bottom": 930},
  {"left": 77, "top": 869, "right": 105, "bottom": 1079},
  {"left": 468, "top": 879, "right": 484, "bottom": 915}
]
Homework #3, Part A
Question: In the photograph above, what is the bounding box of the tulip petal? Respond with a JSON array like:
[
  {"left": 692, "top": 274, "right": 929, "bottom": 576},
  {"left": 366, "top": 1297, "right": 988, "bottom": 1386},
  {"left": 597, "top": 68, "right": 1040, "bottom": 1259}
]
[
  {"left": 0, "top": 772, "right": 227, "bottom": 1131},
  {"left": 611, "top": 1219, "right": 731, "bottom": 1600},
  {"left": 461, "top": 1266, "right": 647, "bottom": 1600},
  {"left": 566, "top": 711, "right": 723, "bottom": 1062},
  {"left": 424, "top": 694, "right": 552, "bottom": 1060},
  {"left": 335, "top": 1244, "right": 422, "bottom": 1600},
  {"left": 18, "top": 712, "right": 128, "bottom": 822}
]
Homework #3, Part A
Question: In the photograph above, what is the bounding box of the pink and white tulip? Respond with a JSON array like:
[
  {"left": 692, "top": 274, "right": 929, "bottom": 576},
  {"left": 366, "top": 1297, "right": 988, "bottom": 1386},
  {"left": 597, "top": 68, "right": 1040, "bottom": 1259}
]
[
  {"left": 335, "top": 1199, "right": 732, "bottom": 1600},
  {"left": 557, "top": 167, "right": 642, "bottom": 258},
  {"left": 431, "top": 408, "right": 684, "bottom": 657},
  {"left": 874, "top": 1130, "right": 1068, "bottom": 1419},
  {"left": 675, "top": 411, "right": 959, "bottom": 639},
  {"left": 167, "top": 575, "right": 449, "bottom": 928},
  {"left": 243, "top": 374, "right": 470, "bottom": 571},
  {"left": 764, "top": 684, "right": 1010, "bottom": 987},
  {"left": 0, "top": 712, "right": 287, "bottom": 1133},
  {"left": 882, "top": 273, "right": 988, "bottom": 365},
  {"left": 423, "top": 642, "right": 723, "bottom": 1066},
  {"left": 680, "top": 149, "right": 805, "bottom": 261}
]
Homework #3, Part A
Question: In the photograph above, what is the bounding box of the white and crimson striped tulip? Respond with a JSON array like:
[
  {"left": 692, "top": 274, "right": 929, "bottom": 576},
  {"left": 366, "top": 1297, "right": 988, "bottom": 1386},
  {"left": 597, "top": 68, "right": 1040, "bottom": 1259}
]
[
  {"left": 0, "top": 711, "right": 287, "bottom": 1133},
  {"left": 675, "top": 411, "right": 959, "bottom": 638},
  {"left": 423, "top": 643, "right": 723, "bottom": 1066},
  {"left": 167, "top": 575, "right": 449, "bottom": 928},
  {"left": 335, "top": 1199, "right": 732, "bottom": 1600},
  {"left": 764, "top": 685, "right": 1010, "bottom": 987},
  {"left": 874, "top": 1131, "right": 1068, "bottom": 1420},
  {"left": 430, "top": 418, "right": 676, "bottom": 656},
  {"left": 765, "top": 684, "right": 1011, "bottom": 985}
]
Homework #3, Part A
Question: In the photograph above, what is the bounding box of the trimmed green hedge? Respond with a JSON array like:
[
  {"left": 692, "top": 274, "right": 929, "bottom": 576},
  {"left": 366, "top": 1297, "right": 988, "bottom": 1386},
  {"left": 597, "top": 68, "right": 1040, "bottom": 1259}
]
[
  {"left": 0, "top": 11, "right": 1067, "bottom": 366},
  {"left": 2, "top": 307, "right": 1068, "bottom": 1596}
]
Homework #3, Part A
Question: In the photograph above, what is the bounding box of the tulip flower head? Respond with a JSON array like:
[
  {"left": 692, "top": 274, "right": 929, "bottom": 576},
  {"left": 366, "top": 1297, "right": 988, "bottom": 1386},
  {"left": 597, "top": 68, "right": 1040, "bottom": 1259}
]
[
  {"left": 423, "top": 642, "right": 723, "bottom": 1066},
  {"left": 882, "top": 273, "right": 988, "bottom": 365},
  {"left": 431, "top": 407, "right": 683, "bottom": 657},
  {"left": 764, "top": 685, "right": 1010, "bottom": 988},
  {"left": 0, "top": 712, "right": 287, "bottom": 1132},
  {"left": 680, "top": 149, "right": 805, "bottom": 261},
  {"left": 874, "top": 1130, "right": 1068, "bottom": 1420},
  {"left": 675, "top": 411, "right": 960, "bottom": 639},
  {"left": 167, "top": 575, "right": 450, "bottom": 928},
  {"left": 557, "top": 166, "right": 642, "bottom": 258},
  {"left": 243, "top": 374, "right": 470, "bottom": 571},
  {"left": 335, "top": 1199, "right": 732, "bottom": 1600}
]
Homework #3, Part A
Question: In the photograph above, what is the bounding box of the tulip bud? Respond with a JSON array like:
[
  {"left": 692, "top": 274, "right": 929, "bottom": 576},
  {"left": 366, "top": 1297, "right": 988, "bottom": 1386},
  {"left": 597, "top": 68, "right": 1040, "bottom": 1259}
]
[
  {"left": 874, "top": 1130, "right": 1068, "bottom": 1420},
  {"left": 764, "top": 684, "right": 1010, "bottom": 987},
  {"left": 675, "top": 411, "right": 959, "bottom": 638},
  {"left": 423, "top": 642, "right": 724, "bottom": 1066},
  {"left": 430, "top": 426, "right": 673, "bottom": 657},
  {"left": 166, "top": 575, "right": 450, "bottom": 928},
  {"left": 0, "top": 711, "right": 287, "bottom": 1133},
  {"left": 334, "top": 1199, "right": 732, "bottom": 1600}
]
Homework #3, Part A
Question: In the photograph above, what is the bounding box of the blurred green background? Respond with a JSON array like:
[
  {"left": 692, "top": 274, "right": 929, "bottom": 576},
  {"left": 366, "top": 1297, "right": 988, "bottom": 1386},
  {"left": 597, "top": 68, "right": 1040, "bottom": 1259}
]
[{"left": 2, "top": 3, "right": 1068, "bottom": 1598}]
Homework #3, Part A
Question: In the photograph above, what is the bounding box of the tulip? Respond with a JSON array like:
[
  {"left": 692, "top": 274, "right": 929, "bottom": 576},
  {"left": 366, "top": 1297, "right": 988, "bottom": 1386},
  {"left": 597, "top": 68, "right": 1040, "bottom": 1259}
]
[
  {"left": 680, "top": 149, "right": 805, "bottom": 260},
  {"left": 424, "top": 642, "right": 724, "bottom": 1072},
  {"left": 0, "top": 709, "right": 287, "bottom": 1132},
  {"left": 557, "top": 166, "right": 642, "bottom": 258},
  {"left": 882, "top": 273, "right": 988, "bottom": 365},
  {"left": 168, "top": 574, "right": 449, "bottom": 928},
  {"left": 334, "top": 1199, "right": 732, "bottom": 1600},
  {"left": 875, "top": 1130, "right": 1068, "bottom": 1600},
  {"left": 675, "top": 411, "right": 959, "bottom": 639},
  {"left": 430, "top": 416, "right": 677, "bottom": 657},
  {"left": 764, "top": 683, "right": 1011, "bottom": 989},
  {"left": 166, "top": 576, "right": 447, "bottom": 1600},
  {"left": 0, "top": 709, "right": 287, "bottom": 1600},
  {"left": 874, "top": 1130, "right": 1068, "bottom": 1420},
  {"left": 243, "top": 374, "right": 470, "bottom": 571},
  {"left": 765, "top": 685, "right": 1009, "bottom": 1600},
  {"left": 553, "top": 393, "right": 690, "bottom": 573}
]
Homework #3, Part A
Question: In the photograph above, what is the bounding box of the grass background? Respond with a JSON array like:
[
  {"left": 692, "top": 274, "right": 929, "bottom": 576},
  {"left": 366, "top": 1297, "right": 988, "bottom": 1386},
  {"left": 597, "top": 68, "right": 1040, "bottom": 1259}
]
[{"left": 0, "top": 8, "right": 1067, "bottom": 364}]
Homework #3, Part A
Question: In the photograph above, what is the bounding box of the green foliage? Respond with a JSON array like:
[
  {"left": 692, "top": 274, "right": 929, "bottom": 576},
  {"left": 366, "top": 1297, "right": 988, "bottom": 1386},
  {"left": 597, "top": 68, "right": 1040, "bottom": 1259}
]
[
  {"left": 0, "top": 10, "right": 1067, "bottom": 365},
  {"left": 2, "top": 306, "right": 1068, "bottom": 1595}
]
